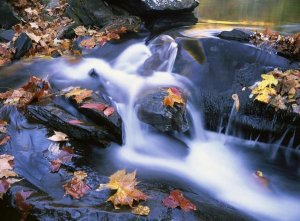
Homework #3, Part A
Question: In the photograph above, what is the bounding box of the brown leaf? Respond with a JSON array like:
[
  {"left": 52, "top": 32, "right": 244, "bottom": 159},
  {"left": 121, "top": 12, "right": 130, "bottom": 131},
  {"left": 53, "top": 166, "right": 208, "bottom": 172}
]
[
  {"left": 0, "top": 120, "right": 8, "bottom": 133},
  {"left": 64, "top": 171, "right": 90, "bottom": 199},
  {"left": 131, "top": 205, "right": 150, "bottom": 216},
  {"left": 74, "top": 26, "right": 87, "bottom": 36},
  {"left": 232, "top": 94, "right": 240, "bottom": 112},
  {"left": 0, "top": 178, "right": 10, "bottom": 199},
  {"left": 98, "top": 169, "right": 148, "bottom": 209},
  {"left": 162, "top": 189, "right": 196, "bottom": 212},
  {"left": 163, "top": 87, "right": 185, "bottom": 107},
  {"left": 16, "top": 190, "right": 34, "bottom": 221},
  {"left": 0, "top": 135, "right": 10, "bottom": 146},
  {"left": 80, "top": 103, "right": 108, "bottom": 111},
  {"left": 80, "top": 37, "right": 96, "bottom": 49},
  {"left": 65, "top": 88, "right": 93, "bottom": 104}
]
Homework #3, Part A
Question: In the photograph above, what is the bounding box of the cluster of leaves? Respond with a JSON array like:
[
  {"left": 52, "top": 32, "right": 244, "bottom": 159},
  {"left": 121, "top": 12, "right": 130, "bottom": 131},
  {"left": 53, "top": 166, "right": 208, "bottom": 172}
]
[
  {"left": 162, "top": 189, "right": 196, "bottom": 212},
  {"left": 0, "top": 43, "right": 15, "bottom": 66},
  {"left": 74, "top": 26, "right": 127, "bottom": 49},
  {"left": 163, "top": 87, "right": 185, "bottom": 107},
  {"left": 64, "top": 171, "right": 90, "bottom": 199},
  {"left": 65, "top": 87, "right": 115, "bottom": 117},
  {"left": 0, "top": 76, "right": 51, "bottom": 108},
  {"left": 250, "top": 28, "right": 300, "bottom": 61},
  {"left": 0, "top": 120, "right": 10, "bottom": 146},
  {"left": 0, "top": 154, "right": 21, "bottom": 199},
  {"left": 250, "top": 69, "right": 300, "bottom": 113}
]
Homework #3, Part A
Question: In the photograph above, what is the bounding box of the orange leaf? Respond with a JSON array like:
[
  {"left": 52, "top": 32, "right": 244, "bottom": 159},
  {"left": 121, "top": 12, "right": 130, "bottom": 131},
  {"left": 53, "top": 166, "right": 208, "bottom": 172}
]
[
  {"left": 104, "top": 106, "right": 115, "bottom": 117},
  {"left": 162, "top": 189, "right": 196, "bottom": 212},
  {"left": 163, "top": 87, "right": 185, "bottom": 107},
  {"left": 80, "top": 103, "right": 107, "bottom": 111}
]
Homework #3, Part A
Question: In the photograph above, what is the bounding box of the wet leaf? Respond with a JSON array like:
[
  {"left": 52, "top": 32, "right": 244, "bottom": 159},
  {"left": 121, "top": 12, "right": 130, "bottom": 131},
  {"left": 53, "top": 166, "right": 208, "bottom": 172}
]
[
  {"left": 97, "top": 169, "right": 148, "bottom": 209},
  {"left": 74, "top": 26, "right": 87, "bottom": 36},
  {"left": 16, "top": 190, "right": 34, "bottom": 221},
  {"left": 48, "top": 131, "right": 69, "bottom": 142},
  {"left": 0, "top": 120, "right": 8, "bottom": 133},
  {"left": 104, "top": 106, "right": 115, "bottom": 117},
  {"left": 163, "top": 87, "right": 185, "bottom": 107},
  {"left": 232, "top": 94, "right": 240, "bottom": 112},
  {"left": 50, "top": 147, "right": 74, "bottom": 172},
  {"left": 162, "top": 189, "right": 196, "bottom": 212},
  {"left": 0, "top": 134, "right": 10, "bottom": 146},
  {"left": 50, "top": 159, "right": 62, "bottom": 173},
  {"left": 80, "top": 37, "right": 96, "bottom": 49},
  {"left": 68, "top": 120, "right": 84, "bottom": 125},
  {"left": 131, "top": 205, "right": 150, "bottom": 216},
  {"left": 64, "top": 171, "right": 90, "bottom": 199},
  {"left": 65, "top": 88, "right": 93, "bottom": 104},
  {"left": 80, "top": 103, "right": 108, "bottom": 111}
]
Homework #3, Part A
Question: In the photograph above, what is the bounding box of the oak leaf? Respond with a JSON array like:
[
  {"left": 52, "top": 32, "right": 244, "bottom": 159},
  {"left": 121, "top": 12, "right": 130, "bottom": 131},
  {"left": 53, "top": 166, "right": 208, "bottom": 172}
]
[
  {"left": 162, "top": 189, "right": 196, "bottom": 212},
  {"left": 65, "top": 87, "right": 93, "bottom": 104},
  {"left": 163, "top": 87, "right": 185, "bottom": 107},
  {"left": 97, "top": 169, "right": 148, "bottom": 209}
]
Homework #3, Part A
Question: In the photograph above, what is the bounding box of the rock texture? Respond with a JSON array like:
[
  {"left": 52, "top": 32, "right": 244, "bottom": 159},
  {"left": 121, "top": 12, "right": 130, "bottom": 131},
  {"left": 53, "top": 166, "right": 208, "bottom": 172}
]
[{"left": 0, "top": 0, "right": 20, "bottom": 29}]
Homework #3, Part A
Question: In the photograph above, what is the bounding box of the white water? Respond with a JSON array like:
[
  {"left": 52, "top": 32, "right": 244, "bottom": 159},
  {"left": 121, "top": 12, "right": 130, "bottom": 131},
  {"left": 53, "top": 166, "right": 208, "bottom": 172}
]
[{"left": 53, "top": 36, "right": 300, "bottom": 221}]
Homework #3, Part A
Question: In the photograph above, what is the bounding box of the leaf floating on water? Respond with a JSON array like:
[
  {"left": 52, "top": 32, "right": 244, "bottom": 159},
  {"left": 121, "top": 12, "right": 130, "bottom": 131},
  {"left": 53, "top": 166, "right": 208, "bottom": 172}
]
[
  {"left": 48, "top": 131, "right": 69, "bottom": 142},
  {"left": 97, "top": 169, "right": 148, "bottom": 209},
  {"left": 131, "top": 205, "right": 150, "bottom": 216},
  {"left": 163, "top": 87, "right": 185, "bottom": 108},
  {"left": 16, "top": 190, "right": 34, "bottom": 221},
  {"left": 232, "top": 94, "right": 240, "bottom": 112},
  {"left": 64, "top": 171, "right": 90, "bottom": 199},
  {"left": 162, "top": 189, "right": 196, "bottom": 212},
  {"left": 65, "top": 87, "right": 93, "bottom": 104}
]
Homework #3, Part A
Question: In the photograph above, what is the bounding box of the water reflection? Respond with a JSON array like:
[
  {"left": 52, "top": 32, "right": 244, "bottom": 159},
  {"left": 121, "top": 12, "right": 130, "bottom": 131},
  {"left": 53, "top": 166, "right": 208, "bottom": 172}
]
[{"left": 195, "top": 0, "right": 300, "bottom": 33}]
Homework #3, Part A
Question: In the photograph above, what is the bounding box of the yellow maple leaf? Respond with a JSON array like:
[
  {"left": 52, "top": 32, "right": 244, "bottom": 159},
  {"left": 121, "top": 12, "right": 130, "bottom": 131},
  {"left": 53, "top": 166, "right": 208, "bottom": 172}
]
[
  {"left": 163, "top": 87, "right": 185, "bottom": 107},
  {"left": 98, "top": 169, "right": 148, "bottom": 209},
  {"left": 65, "top": 87, "right": 93, "bottom": 103}
]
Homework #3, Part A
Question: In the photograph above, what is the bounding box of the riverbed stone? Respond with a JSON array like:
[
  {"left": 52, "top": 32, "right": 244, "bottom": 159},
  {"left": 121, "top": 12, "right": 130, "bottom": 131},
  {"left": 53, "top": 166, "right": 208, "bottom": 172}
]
[
  {"left": 218, "top": 28, "right": 253, "bottom": 42},
  {"left": 13, "top": 32, "right": 32, "bottom": 60}
]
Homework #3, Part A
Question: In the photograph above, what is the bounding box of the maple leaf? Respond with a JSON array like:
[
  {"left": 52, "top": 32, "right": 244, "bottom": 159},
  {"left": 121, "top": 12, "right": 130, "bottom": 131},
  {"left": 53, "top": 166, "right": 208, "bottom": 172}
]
[
  {"left": 162, "top": 189, "right": 196, "bottom": 212},
  {"left": 97, "top": 169, "right": 148, "bottom": 209},
  {"left": 65, "top": 87, "right": 93, "bottom": 104},
  {"left": 163, "top": 87, "right": 185, "bottom": 107},
  {"left": 15, "top": 190, "right": 34, "bottom": 221},
  {"left": 64, "top": 171, "right": 90, "bottom": 199},
  {"left": 131, "top": 205, "right": 150, "bottom": 216},
  {"left": 48, "top": 131, "right": 69, "bottom": 142}
]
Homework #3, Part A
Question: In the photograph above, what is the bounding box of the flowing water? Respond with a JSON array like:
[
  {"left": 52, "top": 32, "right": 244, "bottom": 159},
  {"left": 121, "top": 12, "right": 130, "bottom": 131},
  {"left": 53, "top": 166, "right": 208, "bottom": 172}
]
[{"left": 35, "top": 35, "right": 299, "bottom": 221}]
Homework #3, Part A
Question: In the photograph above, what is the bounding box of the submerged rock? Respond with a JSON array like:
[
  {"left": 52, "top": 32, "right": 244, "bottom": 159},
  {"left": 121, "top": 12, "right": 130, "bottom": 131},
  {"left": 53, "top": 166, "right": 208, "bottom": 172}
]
[
  {"left": 13, "top": 33, "right": 32, "bottom": 60},
  {"left": 218, "top": 28, "right": 253, "bottom": 42},
  {"left": 136, "top": 89, "right": 189, "bottom": 132}
]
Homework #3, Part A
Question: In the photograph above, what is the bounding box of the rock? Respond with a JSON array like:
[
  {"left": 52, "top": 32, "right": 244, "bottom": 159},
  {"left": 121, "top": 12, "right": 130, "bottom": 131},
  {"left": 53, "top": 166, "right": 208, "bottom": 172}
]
[
  {"left": 106, "top": 0, "right": 199, "bottom": 15},
  {"left": 0, "top": 0, "right": 20, "bottom": 29},
  {"left": 173, "top": 37, "right": 300, "bottom": 147},
  {"left": 218, "top": 28, "right": 253, "bottom": 42},
  {"left": 27, "top": 103, "right": 120, "bottom": 145},
  {"left": 65, "top": 0, "right": 114, "bottom": 27},
  {"left": 13, "top": 33, "right": 32, "bottom": 60},
  {"left": 136, "top": 89, "right": 189, "bottom": 132},
  {"left": 67, "top": 92, "right": 123, "bottom": 143},
  {"left": 0, "top": 29, "right": 15, "bottom": 42}
]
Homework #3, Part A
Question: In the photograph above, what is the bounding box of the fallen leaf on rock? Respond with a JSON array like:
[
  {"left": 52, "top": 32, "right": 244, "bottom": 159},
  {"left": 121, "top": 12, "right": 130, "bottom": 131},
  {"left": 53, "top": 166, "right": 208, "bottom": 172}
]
[
  {"left": 80, "top": 37, "right": 96, "bottom": 49},
  {"left": 162, "top": 189, "right": 196, "bottom": 212},
  {"left": 64, "top": 171, "right": 90, "bottom": 199},
  {"left": 74, "top": 26, "right": 87, "bottom": 36},
  {"left": 163, "top": 87, "right": 185, "bottom": 107},
  {"left": 97, "top": 169, "right": 148, "bottom": 209},
  {"left": 68, "top": 120, "right": 84, "bottom": 125},
  {"left": 65, "top": 87, "right": 93, "bottom": 104},
  {"left": 104, "top": 106, "right": 115, "bottom": 117},
  {"left": 16, "top": 190, "right": 34, "bottom": 221},
  {"left": 0, "top": 135, "right": 10, "bottom": 146},
  {"left": 0, "top": 154, "right": 14, "bottom": 172},
  {"left": 80, "top": 103, "right": 107, "bottom": 111},
  {"left": 232, "top": 94, "right": 240, "bottom": 112},
  {"left": 48, "top": 131, "right": 69, "bottom": 142},
  {"left": 131, "top": 205, "right": 150, "bottom": 216}
]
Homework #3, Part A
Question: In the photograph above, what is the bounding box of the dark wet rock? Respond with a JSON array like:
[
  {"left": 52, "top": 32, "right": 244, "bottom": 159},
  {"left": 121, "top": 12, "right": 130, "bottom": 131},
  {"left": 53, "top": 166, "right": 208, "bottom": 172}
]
[
  {"left": 67, "top": 92, "right": 123, "bottom": 143},
  {"left": 106, "top": 0, "right": 199, "bottom": 15},
  {"left": 0, "top": 29, "right": 15, "bottom": 42},
  {"left": 65, "top": 0, "right": 114, "bottom": 27},
  {"left": 136, "top": 89, "right": 189, "bottom": 132},
  {"left": 218, "top": 28, "right": 253, "bottom": 42},
  {"left": 0, "top": 0, "right": 20, "bottom": 29},
  {"left": 13, "top": 33, "right": 32, "bottom": 60},
  {"left": 173, "top": 37, "right": 300, "bottom": 147},
  {"left": 100, "top": 16, "right": 142, "bottom": 33},
  {"left": 26, "top": 103, "right": 120, "bottom": 145}
]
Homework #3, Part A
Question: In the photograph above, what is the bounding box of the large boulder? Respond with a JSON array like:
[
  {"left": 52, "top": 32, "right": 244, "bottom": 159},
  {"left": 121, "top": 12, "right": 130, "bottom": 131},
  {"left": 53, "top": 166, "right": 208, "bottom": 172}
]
[
  {"left": 0, "top": 0, "right": 20, "bottom": 29},
  {"left": 173, "top": 37, "right": 300, "bottom": 147},
  {"left": 106, "top": 0, "right": 199, "bottom": 15}
]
